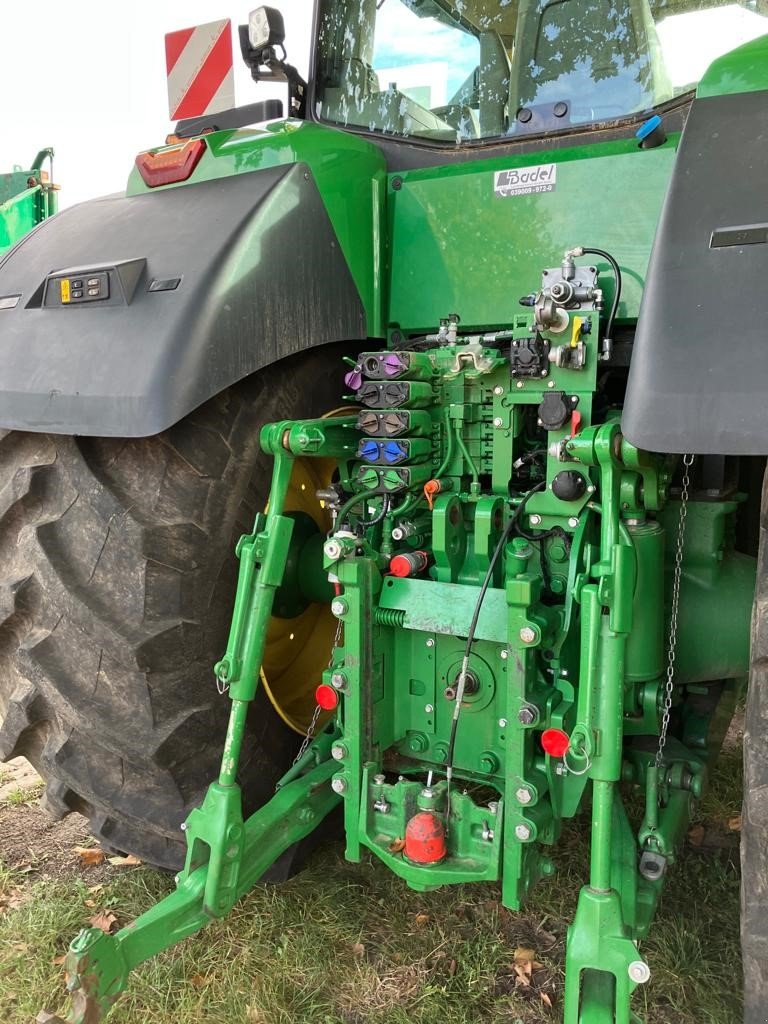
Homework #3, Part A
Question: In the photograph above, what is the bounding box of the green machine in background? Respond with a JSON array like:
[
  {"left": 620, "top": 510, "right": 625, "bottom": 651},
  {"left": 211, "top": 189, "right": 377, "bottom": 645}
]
[
  {"left": 0, "top": 2, "right": 763, "bottom": 1023},
  {"left": 0, "top": 149, "right": 57, "bottom": 256}
]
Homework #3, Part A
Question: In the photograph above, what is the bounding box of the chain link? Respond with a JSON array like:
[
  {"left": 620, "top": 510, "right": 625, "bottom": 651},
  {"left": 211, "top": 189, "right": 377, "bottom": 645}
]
[
  {"left": 655, "top": 453, "right": 695, "bottom": 769},
  {"left": 291, "top": 616, "right": 344, "bottom": 767}
]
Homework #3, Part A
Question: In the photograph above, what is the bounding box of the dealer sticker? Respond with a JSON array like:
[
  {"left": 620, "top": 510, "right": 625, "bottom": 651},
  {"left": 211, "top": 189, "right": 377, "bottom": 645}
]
[{"left": 494, "top": 163, "right": 557, "bottom": 198}]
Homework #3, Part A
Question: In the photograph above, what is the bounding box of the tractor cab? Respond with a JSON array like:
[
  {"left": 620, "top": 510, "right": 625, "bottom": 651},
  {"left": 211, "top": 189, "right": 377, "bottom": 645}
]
[{"left": 312, "top": 0, "right": 765, "bottom": 142}]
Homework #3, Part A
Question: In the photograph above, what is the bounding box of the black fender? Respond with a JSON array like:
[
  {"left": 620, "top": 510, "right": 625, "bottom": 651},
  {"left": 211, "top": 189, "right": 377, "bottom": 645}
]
[
  {"left": 624, "top": 89, "right": 768, "bottom": 455},
  {"left": 0, "top": 163, "right": 366, "bottom": 437}
]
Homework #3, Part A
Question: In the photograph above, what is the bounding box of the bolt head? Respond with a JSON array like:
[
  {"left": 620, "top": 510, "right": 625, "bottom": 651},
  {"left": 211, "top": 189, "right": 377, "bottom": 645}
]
[
  {"left": 331, "top": 744, "right": 346, "bottom": 761},
  {"left": 628, "top": 961, "right": 651, "bottom": 984},
  {"left": 547, "top": 380, "right": 555, "bottom": 388},
  {"left": 515, "top": 823, "right": 532, "bottom": 841},
  {"left": 518, "top": 707, "right": 536, "bottom": 726},
  {"left": 516, "top": 786, "right": 533, "bottom": 805},
  {"left": 529, "top": 513, "right": 542, "bottom": 526},
  {"left": 587, "top": 484, "right": 596, "bottom": 493},
  {"left": 493, "top": 417, "right": 503, "bottom": 428},
  {"left": 493, "top": 385, "right": 504, "bottom": 396},
  {"left": 487, "top": 801, "right": 499, "bottom": 815},
  {"left": 568, "top": 516, "right": 579, "bottom": 528},
  {"left": 424, "top": 703, "right": 434, "bottom": 714},
  {"left": 519, "top": 626, "right": 536, "bottom": 645},
  {"left": 180, "top": 822, "right": 188, "bottom": 831},
  {"left": 373, "top": 773, "right": 386, "bottom": 785},
  {"left": 516, "top": 381, "right": 524, "bottom": 389},
  {"left": 331, "top": 671, "right": 347, "bottom": 690},
  {"left": 498, "top": 718, "right": 508, "bottom": 728},
  {"left": 331, "top": 777, "right": 347, "bottom": 795},
  {"left": 425, "top": 638, "right": 435, "bottom": 648},
  {"left": 324, "top": 540, "right": 342, "bottom": 560},
  {"left": 500, "top": 649, "right": 509, "bottom": 659},
  {"left": 331, "top": 599, "right": 347, "bottom": 617}
]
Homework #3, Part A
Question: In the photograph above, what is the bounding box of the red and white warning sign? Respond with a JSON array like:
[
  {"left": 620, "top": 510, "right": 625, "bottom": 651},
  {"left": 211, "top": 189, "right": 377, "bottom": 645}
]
[{"left": 165, "top": 19, "right": 235, "bottom": 122}]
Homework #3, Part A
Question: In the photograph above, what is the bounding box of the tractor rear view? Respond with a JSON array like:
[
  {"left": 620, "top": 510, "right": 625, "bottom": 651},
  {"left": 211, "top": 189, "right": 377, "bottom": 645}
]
[{"left": 0, "top": 3, "right": 766, "bottom": 1022}]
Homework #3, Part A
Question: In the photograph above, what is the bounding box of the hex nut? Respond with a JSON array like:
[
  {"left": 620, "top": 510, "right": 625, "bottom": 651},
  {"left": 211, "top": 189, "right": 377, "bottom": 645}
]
[
  {"left": 331, "top": 599, "right": 348, "bottom": 617},
  {"left": 519, "top": 626, "right": 537, "bottom": 644},
  {"left": 324, "top": 539, "right": 342, "bottom": 560},
  {"left": 516, "top": 787, "right": 533, "bottom": 805},
  {"left": 515, "top": 823, "right": 532, "bottom": 841},
  {"left": 529, "top": 513, "right": 542, "bottom": 526},
  {"left": 331, "top": 777, "right": 347, "bottom": 795},
  {"left": 518, "top": 707, "right": 536, "bottom": 726},
  {"left": 331, "top": 672, "right": 347, "bottom": 689},
  {"left": 331, "top": 744, "right": 346, "bottom": 761}
]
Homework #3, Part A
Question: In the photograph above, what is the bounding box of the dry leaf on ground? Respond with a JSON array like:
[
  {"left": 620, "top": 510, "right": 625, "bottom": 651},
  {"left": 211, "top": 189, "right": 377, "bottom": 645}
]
[
  {"left": 73, "top": 846, "right": 105, "bottom": 867},
  {"left": 107, "top": 854, "right": 141, "bottom": 867},
  {"left": 89, "top": 911, "right": 118, "bottom": 934}
]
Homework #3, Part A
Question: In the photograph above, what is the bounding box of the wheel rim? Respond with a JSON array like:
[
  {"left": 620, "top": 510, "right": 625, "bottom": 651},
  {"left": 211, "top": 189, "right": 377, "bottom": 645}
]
[{"left": 260, "top": 420, "right": 342, "bottom": 735}]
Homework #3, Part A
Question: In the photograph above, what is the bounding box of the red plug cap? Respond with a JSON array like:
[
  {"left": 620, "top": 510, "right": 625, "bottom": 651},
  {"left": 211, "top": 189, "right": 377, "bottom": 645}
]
[
  {"left": 541, "top": 728, "right": 570, "bottom": 758},
  {"left": 389, "top": 551, "right": 429, "bottom": 578},
  {"left": 315, "top": 684, "right": 339, "bottom": 710}
]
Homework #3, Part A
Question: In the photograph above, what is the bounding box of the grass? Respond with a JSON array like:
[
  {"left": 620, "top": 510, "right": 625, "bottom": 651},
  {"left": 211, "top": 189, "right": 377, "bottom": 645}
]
[{"left": 0, "top": 743, "right": 743, "bottom": 1024}]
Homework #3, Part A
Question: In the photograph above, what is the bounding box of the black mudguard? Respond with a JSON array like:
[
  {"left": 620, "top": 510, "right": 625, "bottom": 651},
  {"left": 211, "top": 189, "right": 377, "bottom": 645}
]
[
  {"left": 0, "top": 164, "right": 365, "bottom": 437},
  {"left": 623, "top": 89, "right": 768, "bottom": 455}
]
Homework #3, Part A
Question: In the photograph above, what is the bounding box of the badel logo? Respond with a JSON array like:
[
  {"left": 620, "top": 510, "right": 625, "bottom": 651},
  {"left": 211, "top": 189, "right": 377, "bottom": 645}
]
[{"left": 494, "top": 163, "right": 557, "bottom": 198}]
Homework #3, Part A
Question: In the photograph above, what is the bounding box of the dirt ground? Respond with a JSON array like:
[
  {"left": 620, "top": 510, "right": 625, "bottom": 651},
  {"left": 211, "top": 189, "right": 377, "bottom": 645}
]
[{"left": 0, "top": 758, "right": 116, "bottom": 889}]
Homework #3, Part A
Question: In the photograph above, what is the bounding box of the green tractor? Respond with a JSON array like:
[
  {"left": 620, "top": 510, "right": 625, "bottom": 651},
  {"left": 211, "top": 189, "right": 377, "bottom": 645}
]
[
  {"left": 0, "top": 3, "right": 766, "bottom": 1021},
  {"left": 0, "top": 149, "right": 57, "bottom": 256}
]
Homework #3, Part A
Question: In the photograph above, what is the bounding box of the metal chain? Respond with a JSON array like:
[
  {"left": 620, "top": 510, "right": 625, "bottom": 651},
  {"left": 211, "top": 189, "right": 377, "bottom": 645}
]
[
  {"left": 291, "top": 616, "right": 344, "bottom": 767},
  {"left": 655, "top": 453, "right": 695, "bottom": 769}
]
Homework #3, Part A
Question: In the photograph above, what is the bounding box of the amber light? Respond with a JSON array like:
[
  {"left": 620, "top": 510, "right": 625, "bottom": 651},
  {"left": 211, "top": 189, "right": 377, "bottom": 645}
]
[{"left": 135, "top": 138, "right": 206, "bottom": 188}]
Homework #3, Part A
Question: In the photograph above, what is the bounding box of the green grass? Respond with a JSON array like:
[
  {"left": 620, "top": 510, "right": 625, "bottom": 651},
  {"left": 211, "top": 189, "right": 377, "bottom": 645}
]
[{"left": 0, "top": 744, "right": 743, "bottom": 1024}]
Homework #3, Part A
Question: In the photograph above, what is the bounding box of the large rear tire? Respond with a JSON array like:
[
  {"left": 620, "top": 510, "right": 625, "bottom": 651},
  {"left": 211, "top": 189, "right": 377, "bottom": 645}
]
[
  {"left": 0, "top": 346, "right": 347, "bottom": 870},
  {"left": 743, "top": 464, "right": 768, "bottom": 1023}
]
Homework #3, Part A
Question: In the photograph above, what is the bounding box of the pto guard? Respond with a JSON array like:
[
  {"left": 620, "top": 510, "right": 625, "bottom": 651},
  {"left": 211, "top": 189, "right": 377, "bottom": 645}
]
[{"left": 0, "top": 163, "right": 364, "bottom": 437}]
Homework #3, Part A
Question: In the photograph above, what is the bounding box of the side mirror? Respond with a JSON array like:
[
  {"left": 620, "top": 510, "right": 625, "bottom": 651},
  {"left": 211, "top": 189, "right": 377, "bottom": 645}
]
[{"left": 248, "top": 6, "right": 285, "bottom": 51}]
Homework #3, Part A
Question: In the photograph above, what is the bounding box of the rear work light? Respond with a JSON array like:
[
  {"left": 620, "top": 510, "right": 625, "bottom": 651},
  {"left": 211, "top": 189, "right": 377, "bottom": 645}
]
[{"left": 135, "top": 137, "right": 206, "bottom": 188}]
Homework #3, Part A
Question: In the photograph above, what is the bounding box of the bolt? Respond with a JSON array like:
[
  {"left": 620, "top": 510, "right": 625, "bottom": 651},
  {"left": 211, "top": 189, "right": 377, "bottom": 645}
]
[
  {"left": 493, "top": 417, "right": 504, "bottom": 428},
  {"left": 519, "top": 626, "right": 536, "bottom": 644},
  {"left": 568, "top": 516, "right": 579, "bottom": 528},
  {"left": 425, "top": 638, "right": 435, "bottom": 648},
  {"left": 324, "top": 539, "right": 343, "bottom": 560},
  {"left": 498, "top": 718, "right": 508, "bottom": 728},
  {"left": 180, "top": 822, "right": 188, "bottom": 832},
  {"left": 515, "top": 823, "right": 532, "bottom": 841},
  {"left": 487, "top": 801, "right": 499, "bottom": 815},
  {"left": 373, "top": 773, "right": 386, "bottom": 785},
  {"left": 587, "top": 484, "right": 596, "bottom": 493},
  {"left": 331, "top": 598, "right": 348, "bottom": 617},
  {"left": 548, "top": 380, "right": 555, "bottom": 388},
  {"left": 373, "top": 798, "right": 390, "bottom": 814},
  {"left": 424, "top": 703, "right": 434, "bottom": 714},
  {"left": 174, "top": 873, "right": 181, "bottom": 884},
  {"left": 482, "top": 824, "right": 495, "bottom": 841},
  {"left": 516, "top": 381, "right": 524, "bottom": 389},
  {"left": 516, "top": 786, "right": 533, "bottom": 805},
  {"left": 628, "top": 961, "right": 651, "bottom": 984},
  {"left": 331, "top": 777, "right": 347, "bottom": 795},
  {"left": 500, "top": 649, "right": 509, "bottom": 660},
  {"left": 331, "top": 744, "right": 347, "bottom": 761},
  {"left": 518, "top": 706, "right": 536, "bottom": 726},
  {"left": 331, "top": 671, "right": 347, "bottom": 689},
  {"left": 529, "top": 513, "right": 542, "bottom": 526},
  {"left": 493, "top": 385, "right": 504, "bottom": 396}
]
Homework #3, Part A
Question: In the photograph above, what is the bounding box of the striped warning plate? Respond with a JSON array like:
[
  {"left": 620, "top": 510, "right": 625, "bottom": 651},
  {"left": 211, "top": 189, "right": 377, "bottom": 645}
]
[{"left": 165, "top": 19, "right": 235, "bottom": 122}]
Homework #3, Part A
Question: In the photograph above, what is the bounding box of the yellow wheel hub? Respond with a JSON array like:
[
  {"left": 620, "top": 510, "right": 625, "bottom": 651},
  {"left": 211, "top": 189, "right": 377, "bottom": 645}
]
[{"left": 260, "top": 448, "right": 338, "bottom": 735}]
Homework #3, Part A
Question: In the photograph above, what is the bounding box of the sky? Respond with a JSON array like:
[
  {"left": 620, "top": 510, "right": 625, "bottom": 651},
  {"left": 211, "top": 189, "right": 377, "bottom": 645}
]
[{"left": 0, "top": 1, "right": 314, "bottom": 207}]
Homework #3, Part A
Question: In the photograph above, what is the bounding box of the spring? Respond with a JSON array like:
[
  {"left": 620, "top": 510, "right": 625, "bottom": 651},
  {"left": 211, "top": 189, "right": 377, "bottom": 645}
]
[{"left": 374, "top": 607, "right": 406, "bottom": 627}]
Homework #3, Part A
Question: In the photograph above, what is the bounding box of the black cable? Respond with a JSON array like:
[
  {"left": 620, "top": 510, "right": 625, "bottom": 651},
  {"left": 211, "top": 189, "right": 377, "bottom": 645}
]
[
  {"left": 444, "top": 481, "right": 546, "bottom": 774},
  {"left": 581, "top": 247, "right": 622, "bottom": 359}
]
